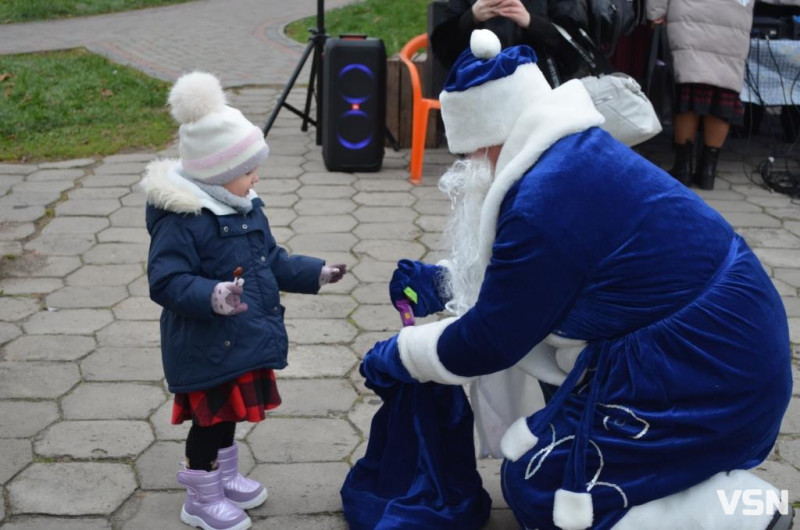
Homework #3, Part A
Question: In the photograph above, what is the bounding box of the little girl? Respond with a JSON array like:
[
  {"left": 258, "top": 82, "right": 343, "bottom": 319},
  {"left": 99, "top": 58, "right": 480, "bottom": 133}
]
[{"left": 142, "top": 71, "right": 346, "bottom": 530}]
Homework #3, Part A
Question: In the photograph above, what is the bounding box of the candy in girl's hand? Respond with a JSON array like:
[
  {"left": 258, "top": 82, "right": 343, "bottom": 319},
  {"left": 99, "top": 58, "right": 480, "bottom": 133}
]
[{"left": 233, "top": 266, "right": 244, "bottom": 287}]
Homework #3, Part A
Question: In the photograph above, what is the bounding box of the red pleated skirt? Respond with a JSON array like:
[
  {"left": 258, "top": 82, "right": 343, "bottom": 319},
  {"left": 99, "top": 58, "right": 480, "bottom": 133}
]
[{"left": 171, "top": 368, "right": 281, "bottom": 427}]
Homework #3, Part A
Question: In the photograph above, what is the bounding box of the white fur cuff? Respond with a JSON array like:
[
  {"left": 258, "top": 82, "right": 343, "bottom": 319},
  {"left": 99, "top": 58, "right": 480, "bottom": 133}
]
[
  {"left": 554, "top": 489, "right": 594, "bottom": 530},
  {"left": 397, "top": 318, "right": 472, "bottom": 385},
  {"left": 500, "top": 416, "right": 538, "bottom": 462}
]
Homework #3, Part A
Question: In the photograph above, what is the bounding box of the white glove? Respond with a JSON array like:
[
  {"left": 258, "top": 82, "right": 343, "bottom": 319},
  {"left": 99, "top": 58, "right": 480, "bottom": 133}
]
[
  {"left": 211, "top": 278, "right": 248, "bottom": 316},
  {"left": 319, "top": 264, "right": 347, "bottom": 286}
]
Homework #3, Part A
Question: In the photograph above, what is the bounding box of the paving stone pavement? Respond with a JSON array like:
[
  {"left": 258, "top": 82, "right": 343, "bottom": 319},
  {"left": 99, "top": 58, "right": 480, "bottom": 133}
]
[
  {"left": 2, "top": 2, "right": 800, "bottom": 529},
  {"left": 0, "top": 0, "right": 355, "bottom": 87}
]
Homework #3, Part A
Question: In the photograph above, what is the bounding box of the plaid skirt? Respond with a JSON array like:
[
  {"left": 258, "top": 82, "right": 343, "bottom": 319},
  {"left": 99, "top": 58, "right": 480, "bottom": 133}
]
[
  {"left": 172, "top": 368, "right": 281, "bottom": 427},
  {"left": 675, "top": 83, "right": 745, "bottom": 126}
]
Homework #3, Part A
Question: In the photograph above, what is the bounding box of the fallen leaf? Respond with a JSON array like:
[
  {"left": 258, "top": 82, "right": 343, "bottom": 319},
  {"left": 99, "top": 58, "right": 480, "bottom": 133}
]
[{"left": 0, "top": 73, "right": 11, "bottom": 82}]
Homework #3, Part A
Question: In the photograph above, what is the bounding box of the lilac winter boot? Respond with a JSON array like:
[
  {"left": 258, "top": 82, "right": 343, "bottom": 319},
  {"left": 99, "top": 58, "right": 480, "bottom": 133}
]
[
  {"left": 217, "top": 443, "right": 268, "bottom": 509},
  {"left": 176, "top": 466, "right": 251, "bottom": 530}
]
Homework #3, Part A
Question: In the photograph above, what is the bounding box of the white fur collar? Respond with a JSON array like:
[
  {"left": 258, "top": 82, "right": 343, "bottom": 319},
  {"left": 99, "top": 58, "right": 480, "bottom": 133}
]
[
  {"left": 140, "top": 159, "right": 258, "bottom": 216},
  {"left": 478, "top": 80, "right": 605, "bottom": 272}
]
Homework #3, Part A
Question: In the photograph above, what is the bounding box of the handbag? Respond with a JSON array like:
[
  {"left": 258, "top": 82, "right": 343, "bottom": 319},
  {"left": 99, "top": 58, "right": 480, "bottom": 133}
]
[
  {"left": 644, "top": 25, "right": 674, "bottom": 127},
  {"left": 555, "top": 25, "right": 662, "bottom": 146}
]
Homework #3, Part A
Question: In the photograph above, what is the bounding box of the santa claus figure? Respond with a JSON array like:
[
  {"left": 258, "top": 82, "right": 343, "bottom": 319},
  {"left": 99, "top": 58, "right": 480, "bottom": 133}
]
[{"left": 358, "top": 29, "right": 794, "bottom": 530}]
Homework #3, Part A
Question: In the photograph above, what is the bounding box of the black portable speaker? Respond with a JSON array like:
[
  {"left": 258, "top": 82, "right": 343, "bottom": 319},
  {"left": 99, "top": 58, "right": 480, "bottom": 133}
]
[{"left": 322, "top": 36, "right": 386, "bottom": 172}]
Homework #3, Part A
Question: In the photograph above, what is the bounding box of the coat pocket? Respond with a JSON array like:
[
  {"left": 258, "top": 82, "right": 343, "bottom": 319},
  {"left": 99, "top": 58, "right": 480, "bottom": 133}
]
[{"left": 191, "top": 314, "right": 241, "bottom": 365}]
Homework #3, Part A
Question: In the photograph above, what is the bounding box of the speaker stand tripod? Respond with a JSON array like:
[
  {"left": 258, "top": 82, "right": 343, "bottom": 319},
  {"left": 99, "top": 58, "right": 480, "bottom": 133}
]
[
  {"left": 263, "top": 0, "right": 400, "bottom": 152},
  {"left": 263, "top": 0, "right": 327, "bottom": 145}
]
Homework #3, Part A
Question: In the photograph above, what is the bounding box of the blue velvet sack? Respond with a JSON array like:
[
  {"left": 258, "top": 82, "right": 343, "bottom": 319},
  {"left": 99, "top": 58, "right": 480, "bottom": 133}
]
[{"left": 341, "top": 378, "right": 492, "bottom": 529}]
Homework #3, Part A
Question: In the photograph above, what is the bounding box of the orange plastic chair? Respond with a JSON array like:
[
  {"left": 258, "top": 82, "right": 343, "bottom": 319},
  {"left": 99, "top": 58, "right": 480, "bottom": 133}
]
[{"left": 399, "top": 33, "right": 441, "bottom": 185}]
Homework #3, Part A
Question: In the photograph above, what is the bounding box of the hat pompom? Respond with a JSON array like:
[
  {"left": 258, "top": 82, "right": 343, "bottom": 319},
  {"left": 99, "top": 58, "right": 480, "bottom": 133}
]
[
  {"left": 470, "top": 29, "right": 501, "bottom": 59},
  {"left": 169, "top": 71, "right": 227, "bottom": 124}
]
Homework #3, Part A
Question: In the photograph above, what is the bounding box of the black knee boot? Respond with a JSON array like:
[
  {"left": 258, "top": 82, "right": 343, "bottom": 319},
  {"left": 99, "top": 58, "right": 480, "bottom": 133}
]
[
  {"left": 695, "top": 145, "right": 720, "bottom": 190},
  {"left": 669, "top": 141, "right": 694, "bottom": 186}
]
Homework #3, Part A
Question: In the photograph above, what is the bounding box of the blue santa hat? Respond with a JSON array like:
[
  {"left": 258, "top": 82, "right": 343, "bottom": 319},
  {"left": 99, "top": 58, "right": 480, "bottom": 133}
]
[{"left": 439, "top": 29, "right": 553, "bottom": 155}]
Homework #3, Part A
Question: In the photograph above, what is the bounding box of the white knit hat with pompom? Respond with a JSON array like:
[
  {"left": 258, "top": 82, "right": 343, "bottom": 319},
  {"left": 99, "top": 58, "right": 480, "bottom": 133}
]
[{"left": 168, "top": 72, "right": 269, "bottom": 184}]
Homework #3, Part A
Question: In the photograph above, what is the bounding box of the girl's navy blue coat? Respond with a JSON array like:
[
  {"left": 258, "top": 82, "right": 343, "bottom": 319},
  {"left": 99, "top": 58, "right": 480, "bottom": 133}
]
[{"left": 142, "top": 160, "right": 323, "bottom": 393}]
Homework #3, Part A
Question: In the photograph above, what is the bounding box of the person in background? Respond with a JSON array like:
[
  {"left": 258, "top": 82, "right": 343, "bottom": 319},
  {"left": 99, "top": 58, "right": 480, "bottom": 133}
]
[
  {"left": 363, "top": 30, "right": 792, "bottom": 530},
  {"left": 647, "top": 0, "right": 755, "bottom": 190},
  {"left": 431, "top": 0, "right": 584, "bottom": 87},
  {"left": 142, "top": 72, "right": 346, "bottom": 530}
]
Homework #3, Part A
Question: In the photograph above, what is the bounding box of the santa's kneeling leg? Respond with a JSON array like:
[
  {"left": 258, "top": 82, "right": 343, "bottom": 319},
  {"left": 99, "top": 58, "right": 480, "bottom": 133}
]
[
  {"left": 612, "top": 471, "right": 794, "bottom": 530},
  {"left": 499, "top": 416, "right": 794, "bottom": 530}
]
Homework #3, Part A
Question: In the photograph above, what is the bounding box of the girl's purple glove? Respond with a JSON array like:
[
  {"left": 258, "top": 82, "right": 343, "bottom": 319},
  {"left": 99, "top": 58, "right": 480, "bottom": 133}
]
[
  {"left": 360, "top": 335, "right": 416, "bottom": 387},
  {"left": 388, "top": 260, "right": 448, "bottom": 318},
  {"left": 211, "top": 280, "right": 248, "bottom": 316}
]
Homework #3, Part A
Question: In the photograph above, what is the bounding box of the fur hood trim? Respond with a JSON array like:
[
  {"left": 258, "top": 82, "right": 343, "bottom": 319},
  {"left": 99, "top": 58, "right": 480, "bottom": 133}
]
[
  {"left": 140, "top": 159, "right": 257, "bottom": 216},
  {"left": 478, "top": 80, "right": 604, "bottom": 271}
]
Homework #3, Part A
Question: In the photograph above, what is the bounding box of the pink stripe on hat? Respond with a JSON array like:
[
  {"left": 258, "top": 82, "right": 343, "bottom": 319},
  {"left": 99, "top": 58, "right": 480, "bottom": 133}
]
[{"left": 183, "top": 127, "right": 265, "bottom": 172}]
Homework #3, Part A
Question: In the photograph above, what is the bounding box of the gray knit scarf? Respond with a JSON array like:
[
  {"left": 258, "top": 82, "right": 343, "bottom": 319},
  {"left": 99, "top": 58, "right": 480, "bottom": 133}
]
[{"left": 190, "top": 179, "right": 254, "bottom": 215}]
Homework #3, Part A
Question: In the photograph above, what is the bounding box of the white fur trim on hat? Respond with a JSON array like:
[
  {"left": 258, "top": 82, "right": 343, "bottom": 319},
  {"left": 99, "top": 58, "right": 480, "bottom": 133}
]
[
  {"left": 554, "top": 489, "right": 593, "bottom": 530},
  {"left": 397, "top": 317, "right": 473, "bottom": 385},
  {"left": 439, "top": 63, "right": 551, "bottom": 154},
  {"left": 500, "top": 416, "right": 539, "bottom": 462},
  {"left": 471, "top": 29, "right": 501, "bottom": 59}
]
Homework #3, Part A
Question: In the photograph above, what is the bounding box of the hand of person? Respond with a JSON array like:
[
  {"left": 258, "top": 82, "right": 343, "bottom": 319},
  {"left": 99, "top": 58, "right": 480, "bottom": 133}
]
[
  {"left": 211, "top": 280, "right": 248, "bottom": 316},
  {"left": 495, "top": 0, "right": 531, "bottom": 29},
  {"left": 360, "top": 335, "right": 416, "bottom": 387},
  {"left": 650, "top": 16, "right": 666, "bottom": 27},
  {"left": 471, "top": 0, "right": 504, "bottom": 23},
  {"left": 389, "top": 259, "right": 447, "bottom": 318},
  {"left": 319, "top": 264, "right": 347, "bottom": 286}
]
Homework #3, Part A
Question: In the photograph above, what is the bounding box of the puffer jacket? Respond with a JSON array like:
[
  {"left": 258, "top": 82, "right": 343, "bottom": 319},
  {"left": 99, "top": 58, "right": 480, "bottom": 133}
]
[
  {"left": 646, "top": 0, "right": 754, "bottom": 92},
  {"left": 142, "top": 159, "right": 324, "bottom": 393}
]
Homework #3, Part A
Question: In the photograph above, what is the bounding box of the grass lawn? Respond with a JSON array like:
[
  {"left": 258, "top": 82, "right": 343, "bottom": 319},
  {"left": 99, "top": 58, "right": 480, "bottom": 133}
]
[
  {"left": 0, "top": 0, "right": 193, "bottom": 24},
  {"left": 0, "top": 48, "right": 174, "bottom": 162},
  {"left": 0, "top": 0, "right": 426, "bottom": 162},
  {"left": 286, "top": 0, "right": 429, "bottom": 56}
]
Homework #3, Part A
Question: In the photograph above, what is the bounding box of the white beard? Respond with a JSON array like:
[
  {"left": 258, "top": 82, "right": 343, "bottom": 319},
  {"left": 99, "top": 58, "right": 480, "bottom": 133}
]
[{"left": 439, "top": 155, "right": 494, "bottom": 317}]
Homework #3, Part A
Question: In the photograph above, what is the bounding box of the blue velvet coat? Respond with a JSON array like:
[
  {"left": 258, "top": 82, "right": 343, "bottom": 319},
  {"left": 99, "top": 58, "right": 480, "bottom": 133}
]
[
  {"left": 143, "top": 160, "right": 323, "bottom": 393},
  {"left": 393, "top": 81, "right": 793, "bottom": 529},
  {"left": 441, "top": 128, "right": 791, "bottom": 528}
]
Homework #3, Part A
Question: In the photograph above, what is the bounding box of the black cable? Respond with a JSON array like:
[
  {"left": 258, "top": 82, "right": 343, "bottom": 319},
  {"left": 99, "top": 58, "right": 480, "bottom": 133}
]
[
  {"left": 760, "top": 37, "right": 800, "bottom": 198},
  {"left": 741, "top": 39, "right": 766, "bottom": 188},
  {"left": 739, "top": 37, "right": 800, "bottom": 198}
]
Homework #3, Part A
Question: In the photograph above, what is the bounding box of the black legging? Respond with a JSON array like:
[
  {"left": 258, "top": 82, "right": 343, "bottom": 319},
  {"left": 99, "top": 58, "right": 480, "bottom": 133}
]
[{"left": 185, "top": 421, "right": 236, "bottom": 471}]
